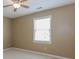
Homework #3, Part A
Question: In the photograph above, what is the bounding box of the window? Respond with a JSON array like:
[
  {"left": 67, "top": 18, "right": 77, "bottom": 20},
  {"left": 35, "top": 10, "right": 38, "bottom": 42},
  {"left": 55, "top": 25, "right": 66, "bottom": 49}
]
[{"left": 33, "top": 16, "right": 51, "bottom": 44}]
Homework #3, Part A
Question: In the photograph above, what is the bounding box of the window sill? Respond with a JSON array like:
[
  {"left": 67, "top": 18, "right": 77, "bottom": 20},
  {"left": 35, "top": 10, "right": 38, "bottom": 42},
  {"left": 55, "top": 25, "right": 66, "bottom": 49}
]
[{"left": 33, "top": 40, "right": 52, "bottom": 45}]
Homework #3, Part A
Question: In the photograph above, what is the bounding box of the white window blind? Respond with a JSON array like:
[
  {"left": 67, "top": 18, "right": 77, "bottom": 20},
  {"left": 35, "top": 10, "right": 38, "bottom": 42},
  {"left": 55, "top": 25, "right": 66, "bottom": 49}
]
[{"left": 33, "top": 16, "right": 51, "bottom": 44}]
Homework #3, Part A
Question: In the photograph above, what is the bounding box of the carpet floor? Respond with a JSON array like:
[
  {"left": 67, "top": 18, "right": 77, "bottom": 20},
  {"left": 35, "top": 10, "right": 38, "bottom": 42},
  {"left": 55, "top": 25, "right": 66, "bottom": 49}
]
[{"left": 3, "top": 48, "right": 58, "bottom": 59}]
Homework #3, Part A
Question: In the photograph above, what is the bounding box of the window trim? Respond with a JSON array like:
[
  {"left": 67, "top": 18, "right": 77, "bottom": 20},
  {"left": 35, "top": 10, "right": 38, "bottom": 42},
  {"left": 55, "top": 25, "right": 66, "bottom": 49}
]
[{"left": 32, "top": 16, "right": 52, "bottom": 44}]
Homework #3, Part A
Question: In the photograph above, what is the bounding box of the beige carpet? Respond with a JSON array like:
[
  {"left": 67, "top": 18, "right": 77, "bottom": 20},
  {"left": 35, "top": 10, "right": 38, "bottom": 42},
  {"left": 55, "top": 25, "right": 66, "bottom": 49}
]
[{"left": 3, "top": 48, "right": 59, "bottom": 59}]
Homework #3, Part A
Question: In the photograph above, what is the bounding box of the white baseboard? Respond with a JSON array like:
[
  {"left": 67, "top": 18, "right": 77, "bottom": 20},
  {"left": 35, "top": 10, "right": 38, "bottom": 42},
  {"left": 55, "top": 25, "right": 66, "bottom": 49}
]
[
  {"left": 4, "top": 47, "right": 71, "bottom": 59},
  {"left": 3, "top": 48, "right": 12, "bottom": 52}
]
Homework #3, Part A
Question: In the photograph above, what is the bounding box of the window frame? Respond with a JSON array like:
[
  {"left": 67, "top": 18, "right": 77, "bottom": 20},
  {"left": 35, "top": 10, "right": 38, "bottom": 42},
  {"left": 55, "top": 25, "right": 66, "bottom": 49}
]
[{"left": 32, "top": 16, "right": 52, "bottom": 44}]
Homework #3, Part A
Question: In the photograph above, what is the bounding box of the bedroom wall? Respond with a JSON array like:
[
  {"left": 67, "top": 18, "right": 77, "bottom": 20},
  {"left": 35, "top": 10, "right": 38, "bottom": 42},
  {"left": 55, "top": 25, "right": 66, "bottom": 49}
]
[
  {"left": 12, "top": 4, "right": 75, "bottom": 59},
  {"left": 3, "top": 17, "right": 12, "bottom": 49}
]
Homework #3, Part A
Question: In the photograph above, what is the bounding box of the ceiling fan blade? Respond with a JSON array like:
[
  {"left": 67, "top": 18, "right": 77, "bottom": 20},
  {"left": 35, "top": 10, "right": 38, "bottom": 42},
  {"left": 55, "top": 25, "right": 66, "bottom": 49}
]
[
  {"left": 20, "top": 0, "right": 27, "bottom": 2},
  {"left": 12, "top": 0, "right": 27, "bottom": 3},
  {"left": 21, "top": 4, "right": 29, "bottom": 8},
  {"left": 12, "top": 0, "right": 19, "bottom": 2},
  {"left": 3, "top": 5, "right": 13, "bottom": 7},
  {"left": 14, "top": 8, "right": 17, "bottom": 12},
  {"left": 11, "top": 0, "right": 15, "bottom": 2}
]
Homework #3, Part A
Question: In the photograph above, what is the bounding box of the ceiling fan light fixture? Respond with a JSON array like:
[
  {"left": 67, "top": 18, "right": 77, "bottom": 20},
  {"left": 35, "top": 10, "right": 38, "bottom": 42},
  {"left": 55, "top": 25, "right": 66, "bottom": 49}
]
[{"left": 13, "top": 3, "right": 21, "bottom": 8}]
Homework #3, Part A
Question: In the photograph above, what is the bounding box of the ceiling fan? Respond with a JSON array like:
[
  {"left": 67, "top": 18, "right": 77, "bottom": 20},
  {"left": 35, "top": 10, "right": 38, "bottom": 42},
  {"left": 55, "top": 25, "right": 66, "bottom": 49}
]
[{"left": 3, "top": 0, "right": 29, "bottom": 12}]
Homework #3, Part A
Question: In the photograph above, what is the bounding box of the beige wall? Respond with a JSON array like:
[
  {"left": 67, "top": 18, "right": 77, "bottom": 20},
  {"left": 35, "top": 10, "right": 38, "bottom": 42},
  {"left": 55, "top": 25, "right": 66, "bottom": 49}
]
[
  {"left": 12, "top": 4, "right": 75, "bottom": 59},
  {"left": 3, "top": 17, "right": 12, "bottom": 49}
]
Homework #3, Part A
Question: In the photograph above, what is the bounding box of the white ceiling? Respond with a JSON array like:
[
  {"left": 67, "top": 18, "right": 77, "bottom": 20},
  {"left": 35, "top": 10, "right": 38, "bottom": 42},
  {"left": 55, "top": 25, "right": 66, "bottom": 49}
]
[{"left": 3, "top": 0, "right": 75, "bottom": 18}]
